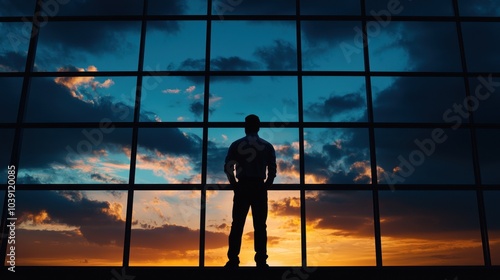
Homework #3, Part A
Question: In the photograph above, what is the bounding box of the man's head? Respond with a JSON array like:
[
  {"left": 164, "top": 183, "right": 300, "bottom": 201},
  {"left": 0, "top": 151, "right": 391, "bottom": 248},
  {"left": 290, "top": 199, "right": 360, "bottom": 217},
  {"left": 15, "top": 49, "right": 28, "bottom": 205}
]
[{"left": 245, "top": 114, "right": 260, "bottom": 134}]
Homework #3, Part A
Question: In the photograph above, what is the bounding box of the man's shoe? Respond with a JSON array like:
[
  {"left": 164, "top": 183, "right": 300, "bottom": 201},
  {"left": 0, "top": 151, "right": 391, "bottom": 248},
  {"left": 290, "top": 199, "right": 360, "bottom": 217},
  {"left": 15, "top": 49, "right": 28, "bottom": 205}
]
[
  {"left": 256, "top": 263, "right": 269, "bottom": 269},
  {"left": 224, "top": 260, "right": 239, "bottom": 268}
]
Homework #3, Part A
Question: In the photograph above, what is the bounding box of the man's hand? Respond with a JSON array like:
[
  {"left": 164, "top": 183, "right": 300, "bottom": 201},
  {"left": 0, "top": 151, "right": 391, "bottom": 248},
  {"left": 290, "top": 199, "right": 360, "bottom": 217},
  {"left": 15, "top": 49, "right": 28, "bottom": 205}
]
[{"left": 264, "top": 177, "right": 274, "bottom": 188}]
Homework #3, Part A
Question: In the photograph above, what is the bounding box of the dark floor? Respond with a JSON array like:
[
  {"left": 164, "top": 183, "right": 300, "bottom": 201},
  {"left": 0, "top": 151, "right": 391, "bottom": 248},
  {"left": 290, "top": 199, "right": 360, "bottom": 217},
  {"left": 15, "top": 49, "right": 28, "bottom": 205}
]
[{"left": 1, "top": 266, "right": 500, "bottom": 280}]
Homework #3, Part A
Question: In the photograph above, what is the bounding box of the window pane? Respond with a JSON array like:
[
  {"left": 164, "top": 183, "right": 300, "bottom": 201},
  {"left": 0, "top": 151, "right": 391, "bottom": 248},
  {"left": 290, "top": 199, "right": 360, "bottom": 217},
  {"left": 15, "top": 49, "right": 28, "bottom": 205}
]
[
  {"left": 0, "top": 0, "right": 35, "bottom": 16},
  {"left": 207, "top": 128, "right": 299, "bottom": 184},
  {"left": 149, "top": 0, "right": 207, "bottom": 15},
  {"left": 11, "top": 190, "right": 127, "bottom": 265},
  {"left": 140, "top": 76, "right": 205, "bottom": 122},
  {"left": 468, "top": 76, "right": 500, "bottom": 124},
  {"left": 34, "top": 21, "right": 141, "bottom": 71},
  {"left": 204, "top": 190, "right": 301, "bottom": 266},
  {"left": 380, "top": 191, "right": 483, "bottom": 266},
  {"left": 462, "top": 22, "right": 500, "bottom": 73},
  {"left": 484, "top": 191, "right": 500, "bottom": 265},
  {"left": 208, "top": 76, "right": 298, "bottom": 122},
  {"left": 477, "top": 129, "right": 500, "bottom": 184},
  {"left": 18, "top": 128, "right": 132, "bottom": 184},
  {"left": 129, "top": 190, "right": 200, "bottom": 266},
  {"left": 0, "top": 129, "right": 14, "bottom": 183},
  {"left": 302, "top": 21, "right": 364, "bottom": 71},
  {"left": 376, "top": 128, "right": 474, "bottom": 185},
  {"left": 306, "top": 191, "right": 375, "bottom": 266},
  {"left": 368, "top": 22, "right": 462, "bottom": 72},
  {"left": 25, "top": 76, "right": 136, "bottom": 122},
  {"left": 372, "top": 77, "right": 467, "bottom": 123},
  {"left": 144, "top": 21, "right": 206, "bottom": 71},
  {"left": 366, "top": 0, "right": 454, "bottom": 16},
  {"left": 0, "top": 77, "right": 22, "bottom": 122},
  {"left": 303, "top": 76, "right": 367, "bottom": 122},
  {"left": 212, "top": 0, "right": 295, "bottom": 16},
  {"left": 301, "top": 0, "right": 360, "bottom": 15},
  {"left": 1, "top": 22, "right": 31, "bottom": 72},
  {"left": 211, "top": 21, "right": 297, "bottom": 71},
  {"left": 56, "top": 0, "right": 143, "bottom": 16},
  {"left": 135, "top": 128, "right": 202, "bottom": 184},
  {"left": 304, "top": 128, "right": 371, "bottom": 184},
  {"left": 458, "top": 0, "right": 500, "bottom": 16}
]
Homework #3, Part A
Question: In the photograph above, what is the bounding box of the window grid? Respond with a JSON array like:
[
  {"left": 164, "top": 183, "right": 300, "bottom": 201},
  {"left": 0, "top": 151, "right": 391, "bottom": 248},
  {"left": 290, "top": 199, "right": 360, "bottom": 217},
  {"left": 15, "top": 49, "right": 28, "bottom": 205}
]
[{"left": 1, "top": 0, "right": 499, "bottom": 269}]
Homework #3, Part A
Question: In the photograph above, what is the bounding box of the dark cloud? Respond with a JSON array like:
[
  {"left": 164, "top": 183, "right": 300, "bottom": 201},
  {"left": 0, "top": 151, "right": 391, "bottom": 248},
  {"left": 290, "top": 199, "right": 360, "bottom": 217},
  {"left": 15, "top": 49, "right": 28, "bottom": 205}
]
[
  {"left": 379, "top": 191, "right": 482, "bottom": 238},
  {"left": 461, "top": 22, "right": 500, "bottom": 72},
  {"left": 300, "top": 0, "right": 360, "bottom": 15},
  {"left": 212, "top": 0, "right": 295, "bottom": 16},
  {"left": 457, "top": 0, "right": 500, "bottom": 16},
  {"left": 0, "top": 0, "right": 35, "bottom": 16},
  {"left": 366, "top": 0, "right": 453, "bottom": 16},
  {"left": 0, "top": 51, "right": 26, "bottom": 71},
  {"left": 304, "top": 92, "right": 366, "bottom": 122},
  {"left": 131, "top": 223, "right": 227, "bottom": 250},
  {"left": 301, "top": 21, "right": 360, "bottom": 49},
  {"left": 254, "top": 40, "right": 297, "bottom": 71},
  {"left": 304, "top": 128, "right": 370, "bottom": 184},
  {"left": 17, "top": 190, "right": 125, "bottom": 245},
  {"left": 210, "top": 56, "right": 259, "bottom": 71},
  {"left": 305, "top": 191, "right": 374, "bottom": 237},
  {"left": 372, "top": 77, "right": 467, "bottom": 123}
]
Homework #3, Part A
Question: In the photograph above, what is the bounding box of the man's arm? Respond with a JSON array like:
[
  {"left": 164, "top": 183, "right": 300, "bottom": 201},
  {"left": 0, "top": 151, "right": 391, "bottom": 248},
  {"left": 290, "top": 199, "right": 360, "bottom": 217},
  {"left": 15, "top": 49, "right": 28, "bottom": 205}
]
[
  {"left": 224, "top": 143, "right": 238, "bottom": 186},
  {"left": 264, "top": 144, "right": 277, "bottom": 187}
]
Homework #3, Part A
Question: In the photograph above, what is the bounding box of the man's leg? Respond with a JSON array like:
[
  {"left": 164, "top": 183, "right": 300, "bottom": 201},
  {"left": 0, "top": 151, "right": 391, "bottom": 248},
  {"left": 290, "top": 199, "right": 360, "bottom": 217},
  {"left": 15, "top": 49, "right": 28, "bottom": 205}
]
[
  {"left": 252, "top": 189, "right": 268, "bottom": 266},
  {"left": 227, "top": 189, "right": 250, "bottom": 265}
]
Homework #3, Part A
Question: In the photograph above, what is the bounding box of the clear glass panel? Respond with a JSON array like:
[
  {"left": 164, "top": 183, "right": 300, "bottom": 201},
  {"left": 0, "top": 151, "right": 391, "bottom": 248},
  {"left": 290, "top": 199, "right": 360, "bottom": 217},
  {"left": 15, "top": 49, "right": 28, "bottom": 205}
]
[
  {"left": 129, "top": 190, "right": 200, "bottom": 266},
  {"left": 304, "top": 128, "right": 371, "bottom": 184},
  {"left": 56, "top": 0, "right": 144, "bottom": 16},
  {"left": 458, "top": 0, "right": 500, "bottom": 16},
  {"left": 372, "top": 77, "right": 468, "bottom": 123},
  {"left": 0, "top": 77, "right": 22, "bottom": 122},
  {"left": 204, "top": 190, "right": 301, "bottom": 266},
  {"left": 9, "top": 190, "right": 127, "bottom": 265},
  {"left": 18, "top": 128, "right": 132, "bottom": 184},
  {"left": 306, "top": 191, "right": 375, "bottom": 266},
  {"left": 368, "top": 21, "right": 462, "bottom": 72},
  {"left": 376, "top": 128, "right": 474, "bottom": 185},
  {"left": 212, "top": 0, "right": 295, "bottom": 16},
  {"left": 140, "top": 76, "right": 205, "bottom": 122},
  {"left": 144, "top": 21, "right": 206, "bottom": 71},
  {"left": 135, "top": 128, "right": 203, "bottom": 184},
  {"left": 303, "top": 76, "right": 367, "bottom": 122},
  {"left": 0, "top": 129, "right": 15, "bottom": 183},
  {"left": 208, "top": 76, "right": 298, "bottom": 122},
  {"left": 484, "top": 191, "right": 500, "bottom": 265},
  {"left": 34, "top": 21, "right": 141, "bottom": 71},
  {"left": 468, "top": 76, "right": 500, "bottom": 124},
  {"left": 365, "top": 0, "right": 454, "bottom": 16},
  {"left": 207, "top": 128, "right": 300, "bottom": 184},
  {"left": 302, "top": 21, "right": 364, "bottom": 71},
  {"left": 1, "top": 22, "right": 31, "bottom": 72},
  {"left": 379, "top": 190, "right": 483, "bottom": 266},
  {"left": 301, "top": 0, "right": 360, "bottom": 15},
  {"left": 477, "top": 129, "right": 500, "bottom": 185},
  {"left": 211, "top": 21, "right": 297, "bottom": 71},
  {"left": 149, "top": 0, "right": 207, "bottom": 15},
  {"left": 25, "top": 76, "right": 136, "bottom": 122},
  {"left": 462, "top": 22, "right": 500, "bottom": 73},
  {"left": 0, "top": 0, "right": 35, "bottom": 16}
]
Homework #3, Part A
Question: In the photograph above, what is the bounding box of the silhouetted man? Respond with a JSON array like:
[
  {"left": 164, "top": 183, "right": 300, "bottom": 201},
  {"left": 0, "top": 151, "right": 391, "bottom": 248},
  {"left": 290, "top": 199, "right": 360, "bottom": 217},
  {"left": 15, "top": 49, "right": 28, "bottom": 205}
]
[{"left": 224, "top": 114, "right": 277, "bottom": 268}]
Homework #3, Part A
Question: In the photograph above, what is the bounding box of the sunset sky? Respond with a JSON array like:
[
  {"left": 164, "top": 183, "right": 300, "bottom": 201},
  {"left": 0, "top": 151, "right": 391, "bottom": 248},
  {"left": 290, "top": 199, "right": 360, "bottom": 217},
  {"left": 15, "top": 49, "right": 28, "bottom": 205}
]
[{"left": 1, "top": 0, "right": 500, "bottom": 268}]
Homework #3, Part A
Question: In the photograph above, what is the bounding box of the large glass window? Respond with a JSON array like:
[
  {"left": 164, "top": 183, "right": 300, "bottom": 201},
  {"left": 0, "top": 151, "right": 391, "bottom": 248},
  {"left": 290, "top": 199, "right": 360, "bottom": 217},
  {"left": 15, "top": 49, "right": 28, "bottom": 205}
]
[{"left": 1, "top": 0, "right": 499, "bottom": 272}]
